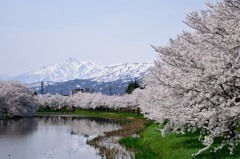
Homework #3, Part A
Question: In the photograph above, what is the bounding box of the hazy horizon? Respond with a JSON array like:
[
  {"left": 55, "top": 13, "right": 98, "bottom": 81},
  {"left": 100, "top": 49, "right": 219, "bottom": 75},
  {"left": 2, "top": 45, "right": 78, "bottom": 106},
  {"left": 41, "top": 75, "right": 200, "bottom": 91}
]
[{"left": 0, "top": 0, "right": 219, "bottom": 76}]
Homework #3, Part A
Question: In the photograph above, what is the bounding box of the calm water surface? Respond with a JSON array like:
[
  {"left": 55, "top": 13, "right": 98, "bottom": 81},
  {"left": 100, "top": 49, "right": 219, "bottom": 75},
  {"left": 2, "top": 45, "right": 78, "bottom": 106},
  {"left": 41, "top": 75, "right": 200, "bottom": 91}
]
[{"left": 0, "top": 116, "right": 122, "bottom": 159}]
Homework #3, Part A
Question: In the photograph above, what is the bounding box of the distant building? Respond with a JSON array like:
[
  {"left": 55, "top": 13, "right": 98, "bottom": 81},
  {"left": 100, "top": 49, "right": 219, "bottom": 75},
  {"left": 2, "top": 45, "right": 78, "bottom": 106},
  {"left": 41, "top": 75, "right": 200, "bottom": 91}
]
[{"left": 70, "top": 88, "right": 94, "bottom": 95}]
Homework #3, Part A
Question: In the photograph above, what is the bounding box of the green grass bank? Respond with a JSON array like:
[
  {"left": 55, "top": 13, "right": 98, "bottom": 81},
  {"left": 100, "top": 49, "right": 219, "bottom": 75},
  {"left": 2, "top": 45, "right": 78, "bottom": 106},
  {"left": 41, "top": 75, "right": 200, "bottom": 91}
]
[
  {"left": 37, "top": 108, "right": 143, "bottom": 119},
  {"left": 120, "top": 122, "right": 240, "bottom": 159}
]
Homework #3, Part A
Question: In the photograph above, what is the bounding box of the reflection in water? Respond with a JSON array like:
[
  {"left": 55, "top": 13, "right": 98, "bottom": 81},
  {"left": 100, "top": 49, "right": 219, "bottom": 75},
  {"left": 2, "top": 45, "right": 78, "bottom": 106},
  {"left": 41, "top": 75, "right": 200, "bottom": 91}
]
[
  {"left": 0, "top": 116, "right": 123, "bottom": 159},
  {"left": 70, "top": 117, "right": 122, "bottom": 136},
  {"left": 0, "top": 118, "right": 37, "bottom": 136},
  {"left": 37, "top": 116, "right": 122, "bottom": 137}
]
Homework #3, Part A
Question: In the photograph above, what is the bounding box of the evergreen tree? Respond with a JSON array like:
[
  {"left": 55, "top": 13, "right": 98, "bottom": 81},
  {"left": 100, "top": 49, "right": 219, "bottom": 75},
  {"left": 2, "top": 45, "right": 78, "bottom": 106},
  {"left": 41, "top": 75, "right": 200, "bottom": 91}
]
[{"left": 126, "top": 80, "right": 140, "bottom": 94}]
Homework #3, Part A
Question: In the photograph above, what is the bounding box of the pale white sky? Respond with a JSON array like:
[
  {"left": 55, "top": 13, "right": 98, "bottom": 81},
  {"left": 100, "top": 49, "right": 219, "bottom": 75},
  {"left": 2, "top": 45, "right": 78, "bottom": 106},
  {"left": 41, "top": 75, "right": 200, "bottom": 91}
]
[{"left": 0, "top": 0, "right": 219, "bottom": 75}]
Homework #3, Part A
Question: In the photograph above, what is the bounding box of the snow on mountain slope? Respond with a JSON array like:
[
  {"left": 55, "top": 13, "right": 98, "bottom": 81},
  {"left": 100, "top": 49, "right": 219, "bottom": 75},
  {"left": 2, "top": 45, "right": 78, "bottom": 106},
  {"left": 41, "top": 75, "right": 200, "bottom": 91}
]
[
  {"left": 91, "top": 62, "right": 153, "bottom": 82},
  {"left": 10, "top": 58, "right": 153, "bottom": 83}
]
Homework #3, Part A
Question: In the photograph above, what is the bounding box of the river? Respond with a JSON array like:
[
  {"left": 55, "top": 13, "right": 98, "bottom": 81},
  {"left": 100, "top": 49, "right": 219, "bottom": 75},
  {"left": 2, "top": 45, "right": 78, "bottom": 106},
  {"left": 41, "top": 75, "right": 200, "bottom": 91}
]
[{"left": 0, "top": 116, "right": 126, "bottom": 159}]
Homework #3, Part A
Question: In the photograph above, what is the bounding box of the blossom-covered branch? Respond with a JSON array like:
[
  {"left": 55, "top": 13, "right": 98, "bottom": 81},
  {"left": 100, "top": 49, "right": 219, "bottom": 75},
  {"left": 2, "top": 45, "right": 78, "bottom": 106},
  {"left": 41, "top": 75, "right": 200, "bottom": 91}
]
[{"left": 140, "top": 0, "right": 240, "bottom": 155}]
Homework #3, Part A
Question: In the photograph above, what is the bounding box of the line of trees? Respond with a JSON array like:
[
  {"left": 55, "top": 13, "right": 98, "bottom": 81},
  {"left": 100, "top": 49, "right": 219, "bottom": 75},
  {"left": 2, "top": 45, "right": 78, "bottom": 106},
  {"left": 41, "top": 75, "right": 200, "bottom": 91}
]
[
  {"left": 139, "top": 0, "right": 240, "bottom": 155},
  {"left": 35, "top": 92, "right": 140, "bottom": 113},
  {"left": 0, "top": 80, "right": 141, "bottom": 118}
]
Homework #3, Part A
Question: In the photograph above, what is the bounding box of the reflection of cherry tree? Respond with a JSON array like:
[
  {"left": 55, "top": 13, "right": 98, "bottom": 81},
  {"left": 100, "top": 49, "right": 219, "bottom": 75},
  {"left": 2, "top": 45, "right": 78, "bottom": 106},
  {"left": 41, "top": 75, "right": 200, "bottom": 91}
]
[
  {"left": 139, "top": 0, "right": 240, "bottom": 155},
  {"left": 0, "top": 81, "right": 37, "bottom": 117},
  {"left": 37, "top": 116, "right": 121, "bottom": 137},
  {"left": 0, "top": 118, "right": 37, "bottom": 136},
  {"left": 70, "top": 118, "right": 121, "bottom": 137}
]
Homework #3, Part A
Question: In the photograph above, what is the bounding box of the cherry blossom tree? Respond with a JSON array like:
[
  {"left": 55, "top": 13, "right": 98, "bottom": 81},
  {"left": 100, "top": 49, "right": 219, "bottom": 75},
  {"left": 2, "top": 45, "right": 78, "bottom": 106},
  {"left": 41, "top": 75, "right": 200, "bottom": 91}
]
[
  {"left": 140, "top": 0, "right": 240, "bottom": 155},
  {"left": 0, "top": 81, "right": 37, "bottom": 117},
  {"left": 67, "top": 92, "right": 139, "bottom": 110},
  {"left": 36, "top": 93, "right": 68, "bottom": 110},
  {"left": 35, "top": 91, "right": 139, "bottom": 112}
]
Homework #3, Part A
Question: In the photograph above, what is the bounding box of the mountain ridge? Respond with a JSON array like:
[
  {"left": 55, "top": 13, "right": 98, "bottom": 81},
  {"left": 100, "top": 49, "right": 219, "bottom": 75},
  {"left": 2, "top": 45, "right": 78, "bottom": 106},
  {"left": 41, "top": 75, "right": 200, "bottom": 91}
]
[{"left": 6, "top": 58, "right": 153, "bottom": 83}]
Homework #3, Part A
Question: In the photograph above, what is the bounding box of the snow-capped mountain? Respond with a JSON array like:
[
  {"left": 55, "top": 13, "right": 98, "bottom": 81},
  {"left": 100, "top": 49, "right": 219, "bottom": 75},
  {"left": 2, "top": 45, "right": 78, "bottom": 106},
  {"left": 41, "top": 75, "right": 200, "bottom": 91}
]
[
  {"left": 10, "top": 58, "right": 153, "bottom": 83},
  {"left": 90, "top": 62, "right": 152, "bottom": 82}
]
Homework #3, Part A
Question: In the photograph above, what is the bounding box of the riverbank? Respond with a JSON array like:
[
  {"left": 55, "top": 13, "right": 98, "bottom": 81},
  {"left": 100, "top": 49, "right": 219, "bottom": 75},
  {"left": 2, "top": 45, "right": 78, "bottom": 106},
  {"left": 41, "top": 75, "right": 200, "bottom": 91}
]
[
  {"left": 120, "top": 122, "right": 240, "bottom": 159},
  {"left": 36, "top": 109, "right": 240, "bottom": 159},
  {"left": 36, "top": 108, "right": 143, "bottom": 119}
]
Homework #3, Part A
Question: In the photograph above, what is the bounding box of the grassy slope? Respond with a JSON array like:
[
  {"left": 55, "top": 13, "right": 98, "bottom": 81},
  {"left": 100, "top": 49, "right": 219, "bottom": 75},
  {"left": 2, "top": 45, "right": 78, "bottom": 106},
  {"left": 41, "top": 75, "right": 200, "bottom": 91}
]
[{"left": 120, "top": 122, "right": 240, "bottom": 159}]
